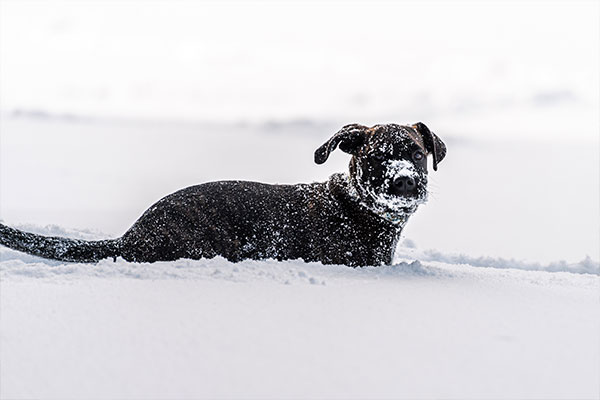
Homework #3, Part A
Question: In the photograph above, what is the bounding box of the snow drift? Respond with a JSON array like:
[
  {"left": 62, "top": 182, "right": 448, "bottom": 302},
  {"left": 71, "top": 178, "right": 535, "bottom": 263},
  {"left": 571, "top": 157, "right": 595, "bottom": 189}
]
[{"left": 1, "top": 224, "right": 599, "bottom": 399}]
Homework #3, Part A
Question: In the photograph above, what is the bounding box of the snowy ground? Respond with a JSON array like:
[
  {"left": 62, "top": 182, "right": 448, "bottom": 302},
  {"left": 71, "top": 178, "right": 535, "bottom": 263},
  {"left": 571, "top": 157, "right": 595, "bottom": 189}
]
[
  {"left": 2, "top": 238, "right": 599, "bottom": 399},
  {"left": 1, "top": 1, "right": 599, "bottom": 398}
]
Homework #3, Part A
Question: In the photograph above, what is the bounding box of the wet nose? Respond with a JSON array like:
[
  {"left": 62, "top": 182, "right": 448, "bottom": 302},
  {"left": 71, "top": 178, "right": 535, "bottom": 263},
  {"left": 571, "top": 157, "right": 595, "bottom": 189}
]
[{"left": 392, "top": 176, "right": 417, "bottom": 194}]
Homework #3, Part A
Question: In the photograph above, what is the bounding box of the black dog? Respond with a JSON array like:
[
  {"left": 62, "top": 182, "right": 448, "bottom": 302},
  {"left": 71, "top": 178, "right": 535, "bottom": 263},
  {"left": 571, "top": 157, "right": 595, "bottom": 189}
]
[{"left": 0, "top": 122, "right": 446, "bottom": 266}]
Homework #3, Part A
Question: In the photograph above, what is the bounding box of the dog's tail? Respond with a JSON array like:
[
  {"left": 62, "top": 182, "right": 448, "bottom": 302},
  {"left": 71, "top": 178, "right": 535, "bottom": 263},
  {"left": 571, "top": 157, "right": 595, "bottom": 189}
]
[{"left": 0, "top": 223, "right": 121, "bottom": 263}]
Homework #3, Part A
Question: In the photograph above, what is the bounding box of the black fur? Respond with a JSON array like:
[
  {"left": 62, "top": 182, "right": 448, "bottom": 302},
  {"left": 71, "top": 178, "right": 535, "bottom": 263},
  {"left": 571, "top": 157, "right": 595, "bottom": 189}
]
[
  {"left": 0, "top": 123, "right": 446, "bottom": 266},
  {"left": 0, "top": 224, "right": 119, "bottom": 262}
]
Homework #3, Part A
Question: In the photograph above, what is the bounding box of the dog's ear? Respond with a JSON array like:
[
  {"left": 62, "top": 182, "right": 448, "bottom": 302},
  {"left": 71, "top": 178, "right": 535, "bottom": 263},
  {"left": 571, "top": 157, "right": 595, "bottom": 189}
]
[
  {"left": 412, "top": 122, "right": 446, "bottom": 171},
  {"left": 314, "top": 124, "right": 368, "bottom": 164}
]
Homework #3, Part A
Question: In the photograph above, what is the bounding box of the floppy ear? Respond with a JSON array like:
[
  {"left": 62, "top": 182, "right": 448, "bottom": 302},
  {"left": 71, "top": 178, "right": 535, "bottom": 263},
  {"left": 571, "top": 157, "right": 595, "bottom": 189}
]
[
  {"left": 314, "top": 124, "right": 368, "bottom": 164},
  {"left": 412, "top": 122, "right": 446, "bottom": 171}
]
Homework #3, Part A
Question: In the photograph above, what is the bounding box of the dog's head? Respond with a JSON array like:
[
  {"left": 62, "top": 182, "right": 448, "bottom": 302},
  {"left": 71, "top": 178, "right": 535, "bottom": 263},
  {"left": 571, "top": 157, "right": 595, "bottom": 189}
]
[{"left": 315, "top": 122, "right": 446, "bottom": 220}]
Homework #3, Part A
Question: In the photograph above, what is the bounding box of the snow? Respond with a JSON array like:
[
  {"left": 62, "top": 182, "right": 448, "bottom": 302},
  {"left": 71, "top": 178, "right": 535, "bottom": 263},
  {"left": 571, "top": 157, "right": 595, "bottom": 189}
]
[
  {"left": 374, "top": 159, "right": 425, "bottom": 212},
  {"left": 1, "top": 1, "right": 599, "bottom": 398},
  {"left": 1, "top": 247, "right": 598, "bottom": 399},
  {"left": 1, "top": 225, "right": 599, "bottom": 398}
]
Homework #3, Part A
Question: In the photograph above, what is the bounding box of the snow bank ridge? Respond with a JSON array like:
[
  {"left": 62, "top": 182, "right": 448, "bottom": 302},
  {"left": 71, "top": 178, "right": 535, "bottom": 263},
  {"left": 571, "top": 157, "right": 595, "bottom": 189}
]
[
  {"left": 395, "top": 248, "right": 599, "bottom": 275},
  {"left": 0, "top": 224, "right": 598, "bottom": 279}
]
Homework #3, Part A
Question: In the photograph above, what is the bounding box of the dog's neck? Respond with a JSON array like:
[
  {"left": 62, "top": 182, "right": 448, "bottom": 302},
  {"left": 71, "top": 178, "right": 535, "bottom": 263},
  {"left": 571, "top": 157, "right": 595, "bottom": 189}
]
[{"left": 327, "top": 173, "right": 412, "bottom": 228}]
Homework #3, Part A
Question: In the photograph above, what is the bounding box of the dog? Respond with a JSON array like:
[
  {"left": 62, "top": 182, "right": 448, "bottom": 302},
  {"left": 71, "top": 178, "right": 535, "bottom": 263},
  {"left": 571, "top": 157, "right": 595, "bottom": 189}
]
[{"left": 0, "top": 122, "right": 446, "bottom": 266}]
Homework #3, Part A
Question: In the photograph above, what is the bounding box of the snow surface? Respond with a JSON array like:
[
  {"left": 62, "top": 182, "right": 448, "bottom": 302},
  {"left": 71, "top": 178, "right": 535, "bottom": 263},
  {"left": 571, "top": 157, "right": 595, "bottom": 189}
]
[{"left": 1, "top": 227, "right": 599, "bottom": 399}]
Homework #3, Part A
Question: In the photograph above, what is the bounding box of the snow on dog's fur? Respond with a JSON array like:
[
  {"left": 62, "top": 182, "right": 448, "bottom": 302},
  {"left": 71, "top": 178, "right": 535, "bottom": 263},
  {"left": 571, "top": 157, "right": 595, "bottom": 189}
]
[{"left": 352, "top": 159, "right": 428, "bottom": 223}]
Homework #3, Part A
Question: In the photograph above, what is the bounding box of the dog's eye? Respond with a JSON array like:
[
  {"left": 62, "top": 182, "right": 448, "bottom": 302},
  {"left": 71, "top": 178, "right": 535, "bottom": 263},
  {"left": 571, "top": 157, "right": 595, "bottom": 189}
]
[{"left": 413, "top": 151, "right": 424, "bottom": 161}]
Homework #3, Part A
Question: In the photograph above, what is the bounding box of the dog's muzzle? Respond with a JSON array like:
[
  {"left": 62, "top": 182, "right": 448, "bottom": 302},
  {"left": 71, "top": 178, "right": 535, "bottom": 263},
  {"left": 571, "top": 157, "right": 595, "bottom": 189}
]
[
  {"left": 349, "top": 158, "right": 428, "bottom": 224},
  {"left": 390, "top": 176, "right": 418, "bottom": 196},
  {"left": 384, "top": 160, "right": 425, "bottom": 199}
]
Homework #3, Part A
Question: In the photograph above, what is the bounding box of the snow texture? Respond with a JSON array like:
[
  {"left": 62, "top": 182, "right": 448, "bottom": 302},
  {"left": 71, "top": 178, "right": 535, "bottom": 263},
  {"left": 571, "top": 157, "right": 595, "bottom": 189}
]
[
  {"left": 2, "top": 223, "right": 599, "bottom": 398},
  {"left": 1, "top": 239, "right": 599, "bottom": 399}
]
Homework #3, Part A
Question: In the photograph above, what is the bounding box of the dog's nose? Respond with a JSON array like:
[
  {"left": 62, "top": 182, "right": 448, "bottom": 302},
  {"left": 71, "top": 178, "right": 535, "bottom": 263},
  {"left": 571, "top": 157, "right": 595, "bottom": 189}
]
[{"left": 392, "top": 176, "right": 417, "bottom": 195}]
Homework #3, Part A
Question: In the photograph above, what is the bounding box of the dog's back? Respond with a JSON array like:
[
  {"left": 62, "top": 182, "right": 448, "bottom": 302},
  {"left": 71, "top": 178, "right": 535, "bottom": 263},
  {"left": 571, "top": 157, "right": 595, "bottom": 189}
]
[{"left": 119, "top": 180, "right": 325, "bottom": 263}]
